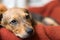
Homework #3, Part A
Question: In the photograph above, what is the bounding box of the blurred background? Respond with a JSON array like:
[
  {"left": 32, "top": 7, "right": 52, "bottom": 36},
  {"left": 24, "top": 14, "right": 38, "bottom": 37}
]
[
  {"left": 0, "top": 0, "right": 52, "bottom": 8},
  {"left": 0, "top": 0, "right": 53, "bottom": 16},
  {"left": 0, "top": 0, "right": 53, "bottom": 15}
]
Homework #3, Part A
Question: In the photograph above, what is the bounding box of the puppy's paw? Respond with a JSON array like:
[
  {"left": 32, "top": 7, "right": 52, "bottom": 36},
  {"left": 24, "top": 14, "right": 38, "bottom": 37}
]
[{"left": 42, "top": 17, "right": 59, "bottom": 26}]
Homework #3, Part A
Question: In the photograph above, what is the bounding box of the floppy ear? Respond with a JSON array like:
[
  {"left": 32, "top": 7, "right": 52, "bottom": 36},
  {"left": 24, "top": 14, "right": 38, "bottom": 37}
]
[
  {"left": 1, "top": 15, "right": 8, "bottom": 27},
  {"left": 24, "top": 9, "right": 36, "bottom": 26},
  {"left": 0, "top": 14, "right": 3, "bottom": 28},
  {"left": 24, "top": 9, "right": 32, "bottom": 19},
  {"left": 25, "top": 9, "right": 29, "bottom": 13},
  {"left": 0, "top": 14, "right": 3, "bottom": 21}
]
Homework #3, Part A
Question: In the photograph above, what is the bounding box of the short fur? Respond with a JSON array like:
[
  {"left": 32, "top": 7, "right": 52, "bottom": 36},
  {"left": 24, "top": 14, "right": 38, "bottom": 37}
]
[{"left": 1, "top": 8, "right": 35, "bottom": 39}]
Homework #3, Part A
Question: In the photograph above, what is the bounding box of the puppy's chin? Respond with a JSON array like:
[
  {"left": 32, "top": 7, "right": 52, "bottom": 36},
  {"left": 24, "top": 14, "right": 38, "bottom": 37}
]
[{"left": 15, "top": 33, "right": 29, "bottom": 39}]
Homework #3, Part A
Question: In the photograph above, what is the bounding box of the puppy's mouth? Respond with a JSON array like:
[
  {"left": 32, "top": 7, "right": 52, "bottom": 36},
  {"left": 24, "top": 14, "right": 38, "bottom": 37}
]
[
  {"left": 14, "top": 28, "right": 34, "bottom": 39},
  {"left": 15, "top": 32, "right": 34, "bottom": 39}
]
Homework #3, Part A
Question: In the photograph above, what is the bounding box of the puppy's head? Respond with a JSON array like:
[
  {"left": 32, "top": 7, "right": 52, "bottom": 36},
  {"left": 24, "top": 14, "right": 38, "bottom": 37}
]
[{"left": 1, "top": 8, "right": 35, "bottom": 39}]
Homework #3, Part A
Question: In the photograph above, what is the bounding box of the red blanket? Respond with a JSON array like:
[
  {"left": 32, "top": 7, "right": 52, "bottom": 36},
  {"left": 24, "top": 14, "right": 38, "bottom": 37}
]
[{"left": 1, "top": 25, "right": 60, "bottom": 40}]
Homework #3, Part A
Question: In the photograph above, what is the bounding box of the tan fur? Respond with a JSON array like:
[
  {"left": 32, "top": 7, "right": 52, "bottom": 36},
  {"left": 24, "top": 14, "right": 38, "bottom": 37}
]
[
  {"left": 0, "top": 4, "right": 7, "bottom": 24},
  {"left": 0, "top": 4, "right": 7, "bottom": 14},
  {"left": 42, "top": 17, "right": 59, "bottom": 26},
  {"left": 1, "top": 8, "right": 34, "bottom": 38}
]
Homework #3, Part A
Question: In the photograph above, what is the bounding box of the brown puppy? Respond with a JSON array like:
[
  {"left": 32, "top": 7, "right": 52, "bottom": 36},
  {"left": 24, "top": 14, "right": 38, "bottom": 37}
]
[{"left": 1, "top": 8, "right": 35, "bottom": 39}]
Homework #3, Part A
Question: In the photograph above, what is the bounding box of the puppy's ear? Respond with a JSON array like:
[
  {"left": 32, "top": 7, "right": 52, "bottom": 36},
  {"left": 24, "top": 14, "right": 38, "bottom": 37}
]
[
  {"left": 24, "top": 9, "right": 32, "bottom": 19},
  {"left": 0, "top": 14, "right": 3, "bottom": 21},
  {"left": 24, "top": 9, "right": 36, "bottom": 26},
  {"left": 1, "top": 16, "right": 8, "bottom": 27},
  {"left": 25, "top": 9, "right": 29, "bottom": 13},
  {"left": 0, "top": 14, "right": 3, "bottom": 28}
]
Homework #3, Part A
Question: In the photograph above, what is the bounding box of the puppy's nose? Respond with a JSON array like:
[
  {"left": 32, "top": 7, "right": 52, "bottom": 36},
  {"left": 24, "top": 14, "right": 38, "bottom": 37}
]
[{"left": 26, "top": 28, "right": 33, "bottom": 34}]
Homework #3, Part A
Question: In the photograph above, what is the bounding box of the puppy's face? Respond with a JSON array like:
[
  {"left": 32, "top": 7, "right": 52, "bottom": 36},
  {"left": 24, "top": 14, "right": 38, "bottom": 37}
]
[{"left": 1, "top": 8, "right": 34, "bottom": 38}]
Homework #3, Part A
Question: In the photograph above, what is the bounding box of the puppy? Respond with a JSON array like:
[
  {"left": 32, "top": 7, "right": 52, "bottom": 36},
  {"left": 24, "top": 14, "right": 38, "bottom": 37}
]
[
  {"left": 31, "top": 13, "right": 59, "bottom": 26},
  {"left": 1, "top": 8, "right": 35, "bottom": 39}
]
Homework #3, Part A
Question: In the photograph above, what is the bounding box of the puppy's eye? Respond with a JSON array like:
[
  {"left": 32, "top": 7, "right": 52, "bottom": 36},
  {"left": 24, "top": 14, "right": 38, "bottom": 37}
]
[
  {"left": 10, "top": 20, "right": 18, "bottom": 25},
  {"left": 26, "top": 15, "right": 30, "bottom": 19}
]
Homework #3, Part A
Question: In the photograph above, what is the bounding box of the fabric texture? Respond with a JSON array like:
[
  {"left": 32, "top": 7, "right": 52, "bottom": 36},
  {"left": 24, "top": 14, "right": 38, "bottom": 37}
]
[{"left": 1, "top": 25, "right": 60, "bottom": 40}]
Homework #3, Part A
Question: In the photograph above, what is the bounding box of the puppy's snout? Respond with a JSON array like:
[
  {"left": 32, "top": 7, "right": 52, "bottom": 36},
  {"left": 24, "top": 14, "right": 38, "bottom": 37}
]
[{"left": 26, "top": 27, "right": 33, "bottom": 35}]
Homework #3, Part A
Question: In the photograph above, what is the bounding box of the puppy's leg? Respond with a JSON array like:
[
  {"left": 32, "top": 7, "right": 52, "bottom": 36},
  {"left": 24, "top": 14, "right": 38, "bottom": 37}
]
[
  {"left": 43, "top": 17, "right": 59, "bottom": 26},
  {"left": 31, "top": 13, "right": 59, "bottom": 26}
]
